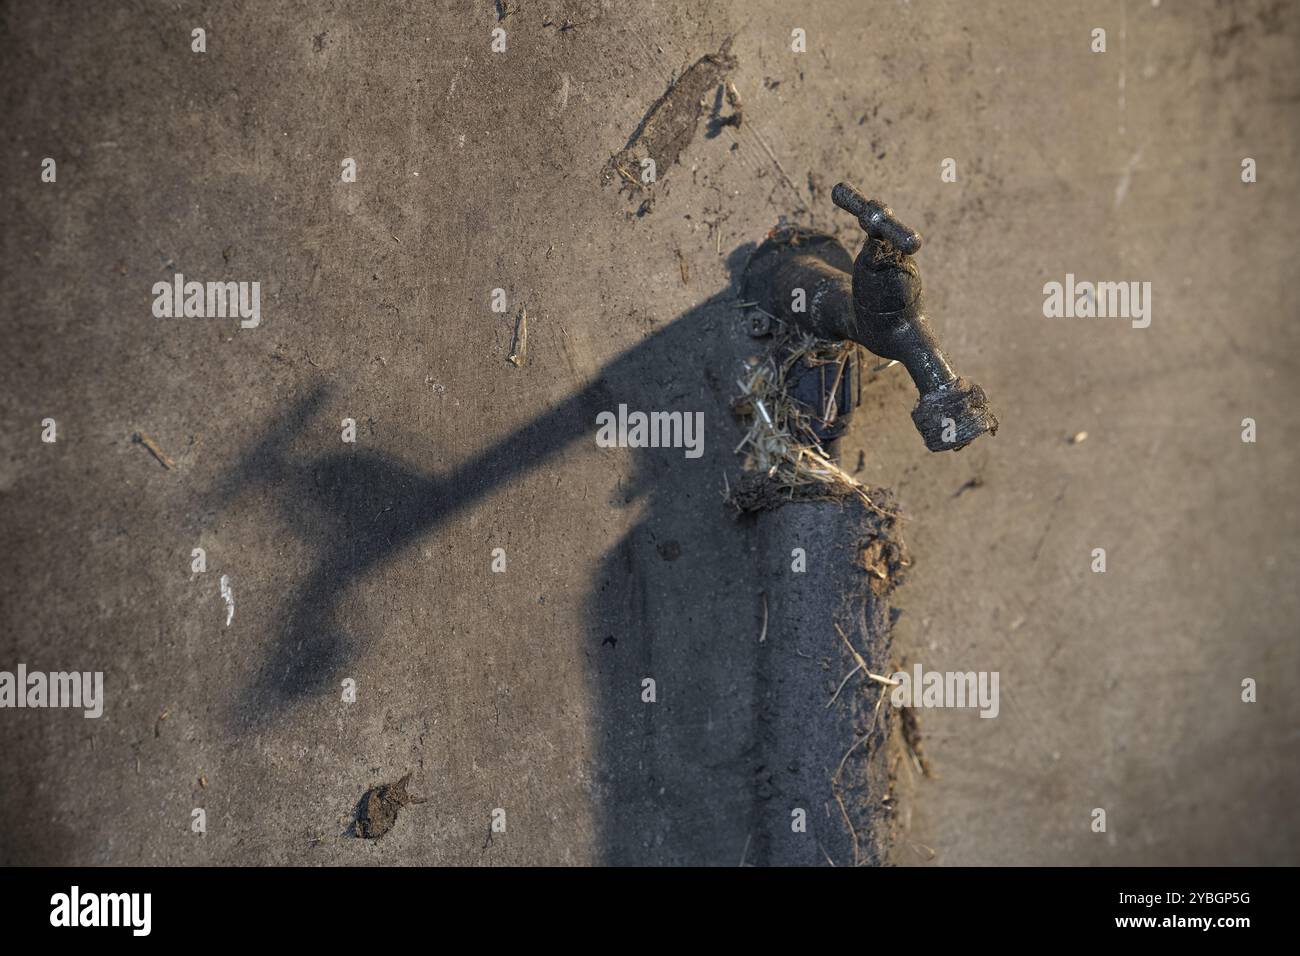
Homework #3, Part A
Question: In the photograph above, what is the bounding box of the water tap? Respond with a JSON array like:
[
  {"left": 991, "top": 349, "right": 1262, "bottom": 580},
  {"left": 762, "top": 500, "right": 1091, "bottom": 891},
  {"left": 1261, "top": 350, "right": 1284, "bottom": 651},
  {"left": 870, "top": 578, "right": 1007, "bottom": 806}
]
[{"left": 741, "top": 182, "right": 998, "bottom": 452}]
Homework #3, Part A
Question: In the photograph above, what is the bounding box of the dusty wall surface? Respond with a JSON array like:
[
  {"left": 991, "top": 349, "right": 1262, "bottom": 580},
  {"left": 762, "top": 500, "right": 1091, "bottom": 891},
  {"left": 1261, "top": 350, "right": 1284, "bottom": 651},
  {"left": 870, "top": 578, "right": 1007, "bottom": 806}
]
[{"left": 1, "top": 0, "right": 1297, "bottom": 865}]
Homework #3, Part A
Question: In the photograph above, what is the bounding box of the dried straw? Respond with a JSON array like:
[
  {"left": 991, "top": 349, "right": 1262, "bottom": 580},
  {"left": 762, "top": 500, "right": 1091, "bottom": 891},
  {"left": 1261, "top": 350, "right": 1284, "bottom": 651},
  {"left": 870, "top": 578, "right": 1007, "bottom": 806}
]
[{"left": 729, "top": 323, "right": 883, "bottom": 513}]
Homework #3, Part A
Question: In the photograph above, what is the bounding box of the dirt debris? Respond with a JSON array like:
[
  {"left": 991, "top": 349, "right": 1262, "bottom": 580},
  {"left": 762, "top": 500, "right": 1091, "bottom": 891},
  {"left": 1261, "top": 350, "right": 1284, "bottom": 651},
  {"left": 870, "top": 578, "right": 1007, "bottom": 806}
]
[
  {"left": 604, "top": 38, "right": 737, "bottom": 192},
  {"left": 858, "top": 537, "right": 908, "bottom": 597},
  {"left": 508, "top": 308, "right": 527, "bottom": 367},
  {"left": 132, "top": 431, "right": 175, "bottom": 470},
  {"left": 899, "top": 706, "right": 932, "bottom": 778},
  {"left": 718, "top": 80, "right": 743, "bottom": 128},
  {"left": 352, "top": 773, "right": 427, "bottom": 839}
]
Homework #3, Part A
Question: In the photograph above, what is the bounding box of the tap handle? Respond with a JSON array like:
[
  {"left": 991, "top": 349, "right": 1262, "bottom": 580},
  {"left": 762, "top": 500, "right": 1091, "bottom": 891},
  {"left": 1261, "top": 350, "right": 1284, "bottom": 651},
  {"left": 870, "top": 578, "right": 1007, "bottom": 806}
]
[{"left": 831, "top": 182, "right": 923, "bottom": 256}]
